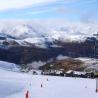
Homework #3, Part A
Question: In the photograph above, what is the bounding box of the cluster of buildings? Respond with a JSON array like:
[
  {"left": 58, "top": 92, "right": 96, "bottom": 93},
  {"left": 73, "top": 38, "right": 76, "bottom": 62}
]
[{"left": 41, "top": 68, "right": 98, "bottom": 78}]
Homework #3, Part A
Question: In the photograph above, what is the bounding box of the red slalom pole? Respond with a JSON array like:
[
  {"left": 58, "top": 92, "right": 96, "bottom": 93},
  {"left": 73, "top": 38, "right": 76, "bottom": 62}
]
[{"left": 25, "top": 90, "right": 29, "bottom": 98}]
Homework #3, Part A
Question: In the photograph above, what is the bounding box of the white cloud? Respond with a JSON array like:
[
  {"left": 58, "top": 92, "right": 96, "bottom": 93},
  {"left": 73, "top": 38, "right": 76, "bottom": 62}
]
[
  {"left": 56, "top": 55, "right": 69, "bottom": 60},
  {"left": 0, "top": 0, "right": 57, "bottom": 11},
  {"left": 28, "top": 61, "right": 46, "bottom": 69}
]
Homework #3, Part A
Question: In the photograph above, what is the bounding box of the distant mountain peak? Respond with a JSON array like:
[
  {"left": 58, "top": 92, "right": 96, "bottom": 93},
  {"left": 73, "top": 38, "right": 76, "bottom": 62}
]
[{"left": 0, "top": 21, "right": 98, "bottom": 47}]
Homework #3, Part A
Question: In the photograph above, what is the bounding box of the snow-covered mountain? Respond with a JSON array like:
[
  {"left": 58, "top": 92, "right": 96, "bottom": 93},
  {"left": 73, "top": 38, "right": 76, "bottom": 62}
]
[
  {"left": 0, "top": 21, "right": 98, "bottom": 47},
  {"left": 0, "top": 21, "right": 98, "bottom": 64}
]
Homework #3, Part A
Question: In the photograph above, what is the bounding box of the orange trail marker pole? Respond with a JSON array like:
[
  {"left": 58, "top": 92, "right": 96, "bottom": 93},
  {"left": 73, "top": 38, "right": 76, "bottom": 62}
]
[{"left": 25, "top": 90, "right": 29, "bottom": 98}]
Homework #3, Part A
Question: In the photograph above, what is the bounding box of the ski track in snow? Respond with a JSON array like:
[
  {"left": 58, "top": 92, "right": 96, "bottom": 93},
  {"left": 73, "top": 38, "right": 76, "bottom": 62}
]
[{"left": 0, "top": 68, "right": 98, "bottom": 98}]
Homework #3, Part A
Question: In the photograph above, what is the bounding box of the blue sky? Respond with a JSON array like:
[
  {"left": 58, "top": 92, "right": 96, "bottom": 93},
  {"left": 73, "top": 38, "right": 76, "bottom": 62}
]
[{"left": 0, "top": 0, "right": 98, "bottom": 22}]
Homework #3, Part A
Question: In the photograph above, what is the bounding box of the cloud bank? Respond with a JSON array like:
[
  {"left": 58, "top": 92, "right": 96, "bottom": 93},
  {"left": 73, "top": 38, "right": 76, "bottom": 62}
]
[{"left": 0, "top": 0, "right": 57, "bottom": 11}]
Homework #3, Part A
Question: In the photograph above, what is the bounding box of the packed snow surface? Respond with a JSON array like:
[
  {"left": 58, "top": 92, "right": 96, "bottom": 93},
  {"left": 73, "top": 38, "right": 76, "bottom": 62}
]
[
  {"left": 0, "top": 67, "right": 98, "bottom": 98},
  {"left": 0, "top": 61, "right": 20, "bottom": 71}
]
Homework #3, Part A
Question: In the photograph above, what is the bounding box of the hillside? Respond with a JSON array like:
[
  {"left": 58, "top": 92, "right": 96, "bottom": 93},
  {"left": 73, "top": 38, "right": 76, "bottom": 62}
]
[
  {"left": 39, "top": 58, "right": 85, "bottom": 71},
  {"left": 39, "top": 57, "right": 98, "bottom": 72},
  {"left": 0, "top": 37, "right": 97, "bottom": 64}
]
